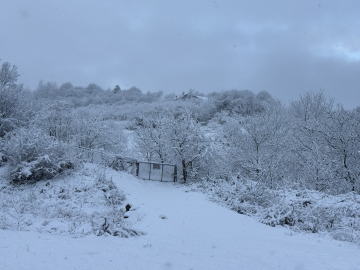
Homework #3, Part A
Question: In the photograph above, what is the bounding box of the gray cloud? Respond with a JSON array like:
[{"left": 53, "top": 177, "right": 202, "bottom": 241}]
[{"left": 1, "top": 0, "right": 360, "bottom": 108}]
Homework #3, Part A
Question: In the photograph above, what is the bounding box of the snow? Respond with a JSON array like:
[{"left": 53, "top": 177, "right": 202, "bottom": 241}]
[
  {"left": 193, "top": 178, "right": 360, "bottom": 242},
  {"left": 1, "top": 167, "right": 360, "bottom": 270}
]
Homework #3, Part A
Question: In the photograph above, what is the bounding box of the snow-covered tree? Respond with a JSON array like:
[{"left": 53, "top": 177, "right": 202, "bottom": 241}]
[
  {"left": 224, "top": 102, "right": 291, "bottom": 188},
  {"left": 289, "top": 91, "right": 360, "bottom": 193},
  {"left": 0, "top": 60, "right": 24, "bottom": 137},
  {"left": 134, "top": 108, "right": 172, "bottom": 162},
  {"left": 134, "top": 107, "right": 209, "bottom": 182},
  {"left": 166, "top": 110, "right": 208, "bottom": 182},
  {"left": 34, "top": 81, "right": 59, "bottom": 99},
  {"left": 35, "top": 100, "right": 74, "bottom": 142}
]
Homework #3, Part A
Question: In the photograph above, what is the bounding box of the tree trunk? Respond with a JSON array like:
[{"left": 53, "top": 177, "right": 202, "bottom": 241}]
[{"left": 182, "top": 159, "right": 187, "bottom": 183}]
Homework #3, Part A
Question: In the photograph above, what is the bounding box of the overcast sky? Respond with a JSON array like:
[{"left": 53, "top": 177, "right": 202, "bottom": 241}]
[{"left": 1, "top": 0, "right": 360, "bottom": 108}]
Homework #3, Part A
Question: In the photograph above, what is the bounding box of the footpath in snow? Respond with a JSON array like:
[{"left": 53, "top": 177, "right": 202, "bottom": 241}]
[{"left": 1, "top": 168, "right": 360, "bottom": 270}]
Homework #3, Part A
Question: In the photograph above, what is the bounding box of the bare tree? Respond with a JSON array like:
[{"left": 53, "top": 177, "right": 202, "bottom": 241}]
[
  {"left": 0, "top": 60, "right": 23, "bottom": 137},
  {"left": 134, "top": 108, "right": 172, "bottom": 162},
  {"left": 289, "top": 91, "right": 335, "bottom": 191},
  {"left": 134, "top": 108, "right": 208, "bottom": 182},
  {"left": 0, "top": 61, "right": 20, "bottom": 88},
  {"left": 224, "top": 102, "right": 291, "bottom": 188},
  {"left": 289, "top": 91, "right": 360, "bottom": 193},
  {"left": 166, "top": 110, "right": 208, "bottom": 182}
]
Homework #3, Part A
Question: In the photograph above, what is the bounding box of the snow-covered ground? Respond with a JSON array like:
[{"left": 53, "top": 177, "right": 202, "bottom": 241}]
[{"left": 1, "top": 167, "right": 360, "bottom": 270}]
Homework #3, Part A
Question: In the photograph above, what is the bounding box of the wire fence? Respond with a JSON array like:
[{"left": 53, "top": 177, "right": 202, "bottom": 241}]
[
  {"left": 73, "top": 146, "right": 137, "bottom": 174},
  {"left": 137, "top": 161, "right": 177, "bottom": 182},
  {"left": 73, "top": 147, "right": 177, "bottom": 182}
]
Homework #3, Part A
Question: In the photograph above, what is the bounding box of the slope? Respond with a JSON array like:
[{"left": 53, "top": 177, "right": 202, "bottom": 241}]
[{"left": 0, "top": 168, "right": 359, "bottom": 270}]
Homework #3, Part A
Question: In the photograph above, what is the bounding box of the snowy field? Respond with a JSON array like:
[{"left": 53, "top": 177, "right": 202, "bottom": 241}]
[{"left": 1, "top": 165, "right": 360, "bottom": 270}]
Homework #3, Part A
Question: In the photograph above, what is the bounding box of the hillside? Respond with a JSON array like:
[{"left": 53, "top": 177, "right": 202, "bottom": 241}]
[{"left": 1, "top": 165, "right": 359, "bottom": 270}]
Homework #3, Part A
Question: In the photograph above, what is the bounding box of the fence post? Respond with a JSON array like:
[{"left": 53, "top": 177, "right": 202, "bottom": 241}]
[
  {"left": 161, "top": 164, "right": 164, "bottom": 182},
  {"left": 148, "top": 163, "right": 152, "bottom": 180},
  {"left": 136, "top": 162, "right": 139, "bottom": 177},
  {"left": 174, "top": 165, "right": 177, "bottom": 182}
]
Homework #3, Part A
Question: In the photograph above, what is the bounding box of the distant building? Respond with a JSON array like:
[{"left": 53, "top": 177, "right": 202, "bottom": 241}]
[{"left": 174, "top": 92, "right": 208, "bottom": 101}]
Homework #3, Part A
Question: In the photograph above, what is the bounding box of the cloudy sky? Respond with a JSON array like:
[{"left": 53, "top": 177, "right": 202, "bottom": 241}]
[{"left": 1, "top": 0, "right": 360, "bottom": 108}]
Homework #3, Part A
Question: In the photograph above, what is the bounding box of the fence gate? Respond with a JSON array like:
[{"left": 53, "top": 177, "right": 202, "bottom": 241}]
[
  {"left": 136, "top": 161, "right": 177, "bottom": 182},
  {"left": 73, "top": 147, "right": 176, "bottom": 182}
]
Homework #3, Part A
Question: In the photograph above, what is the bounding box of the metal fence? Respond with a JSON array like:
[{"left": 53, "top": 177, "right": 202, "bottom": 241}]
[
  {"left": 74, "top": 147, "right": 177, "bottom": 182},
  {"left": 73, "top": 147, "right": 137, "bottom": 174},
  {"left": 136, "top": 161, "right": 177, "bottom": 182}
]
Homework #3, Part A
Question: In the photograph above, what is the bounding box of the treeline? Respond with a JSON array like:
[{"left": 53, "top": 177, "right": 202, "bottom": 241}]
[{"left": 35, "top": 81, "right": 163, "bottom": 106}]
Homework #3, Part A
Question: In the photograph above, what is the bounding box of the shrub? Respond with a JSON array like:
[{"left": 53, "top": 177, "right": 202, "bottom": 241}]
[
  {"left": 195, "top": 176, "right": 360, "bottom": 244},
  {"left": 3, "top": 127, "right": 75, "bottom": 183},
  {"left": 0, "top": 166, "right": 143, "bottom": 237},
  {"left": 95, "top": 172, "right": 126, "bottom": 205}
]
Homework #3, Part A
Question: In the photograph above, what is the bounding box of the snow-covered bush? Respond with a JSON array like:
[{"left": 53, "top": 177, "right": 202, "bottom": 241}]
[
  {"left": 34, "top": 99, "right": 74, "bottom": 142},
  {"left": 0, "top": 186, "right": 38, "bottom": 231},
  {"left": 33, "top": 101, "right": 128, "bottom": 156},
  {"left": 0, "top": 165, "right": 142, "bottom": 237},
  {"left": 195, "top": 176, "right": 360, "bottom": 244},
  {"left": 2, "top": 127, "right": 75, "bottom": 183},
  {"left": 257, "top": 190, "right": 360, "bottom": 243},
  {"left": 109, "top": 157, "right": 137, "bottom": 175},
  {"left": 90, "top": 209, "right": 141, "bottom": 237},
  {"left": 94, "top": 172, "right": 126, "bottom": 205}
]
